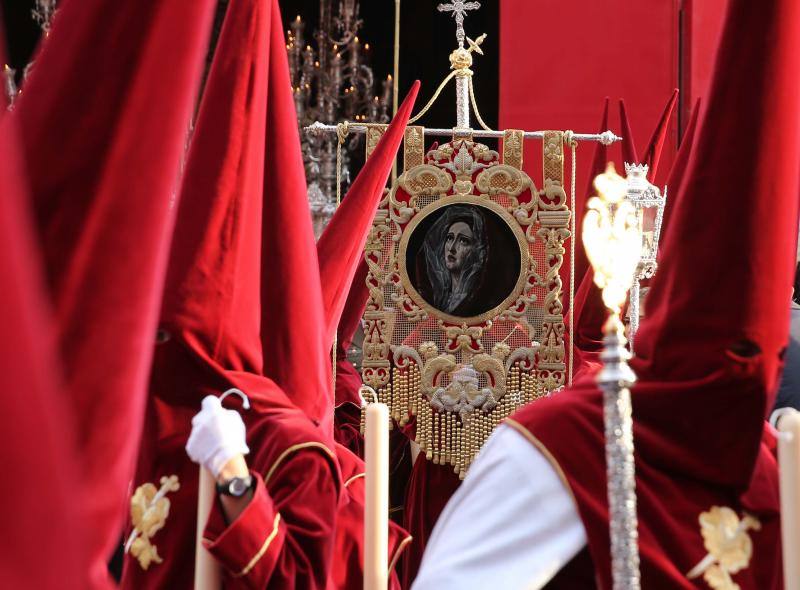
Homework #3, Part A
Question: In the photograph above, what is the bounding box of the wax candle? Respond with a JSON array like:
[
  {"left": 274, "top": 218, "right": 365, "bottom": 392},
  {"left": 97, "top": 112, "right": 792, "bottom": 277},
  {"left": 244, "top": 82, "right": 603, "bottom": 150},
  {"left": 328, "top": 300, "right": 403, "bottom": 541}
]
[
  {"left": 778, "top": 409, "right": 800, "bottom": 590},
  {"left": 195, "top": 467, "right": 221, "bottom": 590},
  {"left": 364, "top": 403, "right": 389, "bottom": 590}
]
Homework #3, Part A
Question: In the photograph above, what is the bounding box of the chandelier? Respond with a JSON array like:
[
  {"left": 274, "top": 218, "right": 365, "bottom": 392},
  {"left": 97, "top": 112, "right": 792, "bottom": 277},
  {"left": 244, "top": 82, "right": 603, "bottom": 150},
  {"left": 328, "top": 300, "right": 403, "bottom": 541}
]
[{"left": 287, "top": 1, "right": 393, "bottom": 237}]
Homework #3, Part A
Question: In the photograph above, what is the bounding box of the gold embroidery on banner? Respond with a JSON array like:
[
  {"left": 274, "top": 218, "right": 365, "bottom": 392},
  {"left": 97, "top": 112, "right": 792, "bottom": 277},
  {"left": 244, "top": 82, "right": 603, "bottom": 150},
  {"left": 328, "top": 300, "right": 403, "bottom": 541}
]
[
  {"left": 502, "top": 129, "right": 524, "bottom": 169},
  {"left": 361, "top": 132, "right": 570, "bottom": 479},
  {"left": 128, "top": 475, "right": 180, "bottom": 570},
  {"left": 474, "top": 164, "right": 531, "bottom": 199},
  {"left": 233, "top": 513, "right": 282, "bottom": 577},
  {"left": 686, "top": 506, "right": 762, "bottom": 590},
  {"left": 397, "top": 165, "right": 453, "bottom": 203},
  {"left": 538, "top": 130, "right": 569, "bottom": 391},
  {"left": 365, "top": 124, "right": 388, "bottom": 159},
  {"left": 404, "top": 126, "right": 425, "bottom": 171},
  {"left": 263, "top": 442, "right": 336, "bottom": 486}
]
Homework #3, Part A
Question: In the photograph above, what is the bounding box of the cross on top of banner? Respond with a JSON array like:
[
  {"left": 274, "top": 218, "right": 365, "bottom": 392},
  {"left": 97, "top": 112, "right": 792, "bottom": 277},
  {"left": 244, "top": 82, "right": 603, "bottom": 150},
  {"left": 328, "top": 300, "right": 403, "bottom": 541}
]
[{"left": 437, "top": 1, "right": 481, "bottom": 48}]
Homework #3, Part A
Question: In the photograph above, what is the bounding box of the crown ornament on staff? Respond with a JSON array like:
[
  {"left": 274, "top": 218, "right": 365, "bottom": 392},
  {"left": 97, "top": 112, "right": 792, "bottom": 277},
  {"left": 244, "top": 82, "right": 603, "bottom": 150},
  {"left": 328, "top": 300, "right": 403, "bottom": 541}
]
[{"left": 583, "top": 162, "right": 642, "bottom": 590}]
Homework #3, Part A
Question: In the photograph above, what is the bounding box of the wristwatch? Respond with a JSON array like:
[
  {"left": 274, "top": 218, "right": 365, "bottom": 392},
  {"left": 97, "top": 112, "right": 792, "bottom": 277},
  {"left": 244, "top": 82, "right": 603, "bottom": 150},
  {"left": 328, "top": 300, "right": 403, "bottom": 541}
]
[{"left": 216, "top": 475, "right": 254, "bottom": 497}]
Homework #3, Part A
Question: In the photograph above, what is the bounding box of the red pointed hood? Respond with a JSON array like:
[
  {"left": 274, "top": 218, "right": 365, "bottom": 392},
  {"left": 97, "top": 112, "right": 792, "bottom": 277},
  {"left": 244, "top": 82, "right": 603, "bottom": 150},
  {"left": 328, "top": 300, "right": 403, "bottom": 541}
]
[
  {"left": 658, "top": 99, "right": 701, "bottom": 236},
  {"left": 571, "top": 270, "right": 608, "bottom": 377},
  {"left": 618, "top": 99, "right": 639, "bottom": 164},
  {"left": 635, "top": 1, "right": 800, "bottom": 385},
  {"left": 631, "top": 0, "right": 800, "bottom": 484},
  {"left": 574, "top": 95, "right": 689, "bottom": 380},
  {"left": 8, "top": 0, "right": 215, "bottom": 585},
  {"left": 0, "top": 36, "right": 84, "bottom": 586},
  {"left": 317, "top": 82, "right": 420, "bottom": 348},
  {"left": 571, "top": 99, "right": 611, "bottom": 377},
  {"left": 260, "top": 0, "right": 330, "bottom": 428},
  {"left": 572, "top": 98, "right": 610, "bottom": 286},
  {"left": 333, "top": 260, "right": 370, "bottom": 406},
  {"left": 159, "top": 0, "right": 270, "bottom": 385},
  {"left": 641, "top": 89, "right": 679, "bottom": 181}
]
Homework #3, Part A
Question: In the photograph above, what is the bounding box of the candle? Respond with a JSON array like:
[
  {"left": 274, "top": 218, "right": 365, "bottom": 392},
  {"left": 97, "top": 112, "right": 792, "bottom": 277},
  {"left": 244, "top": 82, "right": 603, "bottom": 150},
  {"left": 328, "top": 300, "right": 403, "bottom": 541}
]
[
  {"left": 331, "top": 52, "right": 342, "bottom": 90},
  {"left": 778, "top": 409, "right": 800, "bottom": 590},
  {"left": 350, "top": 36, "right": 360, "bottom": 69},
  {"left": 364, "top": 403, "right": 389, "bottom": 590},
  {"left": 381, "top": 75, "right": 393, "bottom": 108},
  {"left": 194, "top": 467, "right": 221, "bottom": 590},
  {"left": 290, "top": 16, "right": 304, "bottom": 52}
]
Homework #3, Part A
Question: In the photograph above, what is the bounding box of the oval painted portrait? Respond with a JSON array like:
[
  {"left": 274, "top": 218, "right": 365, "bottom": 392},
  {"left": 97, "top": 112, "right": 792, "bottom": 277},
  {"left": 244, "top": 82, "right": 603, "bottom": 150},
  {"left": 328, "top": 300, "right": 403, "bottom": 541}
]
[{"left": 401, "top": 201, "right": 526, "bottom": 321}]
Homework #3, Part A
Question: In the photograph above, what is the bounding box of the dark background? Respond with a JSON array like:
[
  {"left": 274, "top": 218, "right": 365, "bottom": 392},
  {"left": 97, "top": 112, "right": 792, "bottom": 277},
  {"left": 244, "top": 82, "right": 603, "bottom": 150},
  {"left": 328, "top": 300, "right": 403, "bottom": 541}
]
[{"left": 2, "top": 1, "right": 500, "bottom": 129}]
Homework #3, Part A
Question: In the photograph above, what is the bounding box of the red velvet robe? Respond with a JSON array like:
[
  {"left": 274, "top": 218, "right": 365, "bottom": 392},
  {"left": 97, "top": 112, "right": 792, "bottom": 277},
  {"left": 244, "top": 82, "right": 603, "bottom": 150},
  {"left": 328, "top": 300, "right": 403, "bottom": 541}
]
[
  {"left": 121, "top": 343, "right": 341, "bottom": 590},
  {"left": 332, "top": 444, "right": 412, "bottom": 590},
  {"left": 509, "top": 381, "right": 782, "bottom": 589}
]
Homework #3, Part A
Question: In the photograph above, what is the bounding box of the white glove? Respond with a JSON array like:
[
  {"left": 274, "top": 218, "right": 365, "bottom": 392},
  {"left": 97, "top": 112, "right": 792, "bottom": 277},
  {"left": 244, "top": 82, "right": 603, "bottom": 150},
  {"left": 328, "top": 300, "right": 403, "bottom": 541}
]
[{"left": 186, "top": 395, "right": 250, "bottom": 477}]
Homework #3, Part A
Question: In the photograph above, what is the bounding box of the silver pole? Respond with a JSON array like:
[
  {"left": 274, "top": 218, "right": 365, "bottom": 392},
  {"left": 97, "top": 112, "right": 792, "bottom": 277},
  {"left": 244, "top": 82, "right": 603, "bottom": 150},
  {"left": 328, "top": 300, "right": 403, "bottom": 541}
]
[
  {"left": 305, "top": 122, "right": 621, "bottom": 145},
  {"left": 597, "top": 315, "right": 641, "bottom": 590}
]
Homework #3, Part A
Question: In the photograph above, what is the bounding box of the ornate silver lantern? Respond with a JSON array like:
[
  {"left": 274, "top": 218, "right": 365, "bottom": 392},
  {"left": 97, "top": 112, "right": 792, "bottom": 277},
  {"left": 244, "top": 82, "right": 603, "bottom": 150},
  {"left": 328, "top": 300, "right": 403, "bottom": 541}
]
[{"left": 624, "top": 163, "right": 667, "bottom": 352}]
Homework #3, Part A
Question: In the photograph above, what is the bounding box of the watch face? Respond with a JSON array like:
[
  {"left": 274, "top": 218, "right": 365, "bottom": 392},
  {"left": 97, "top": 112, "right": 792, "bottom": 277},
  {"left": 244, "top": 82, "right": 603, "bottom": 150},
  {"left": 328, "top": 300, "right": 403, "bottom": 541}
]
[{"left": 229, "top": 478, "right": 249, "bottom": 496}]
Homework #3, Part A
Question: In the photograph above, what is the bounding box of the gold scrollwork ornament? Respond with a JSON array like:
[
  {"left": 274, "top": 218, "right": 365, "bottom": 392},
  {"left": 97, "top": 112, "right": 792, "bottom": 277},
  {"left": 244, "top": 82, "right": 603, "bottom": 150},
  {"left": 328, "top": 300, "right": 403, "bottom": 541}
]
[
  {"left": 686, "top": 506, "right": 761, "bottom": 590},
  {"left": 127, "top": 475, "right": 180, "bottom": 570}
]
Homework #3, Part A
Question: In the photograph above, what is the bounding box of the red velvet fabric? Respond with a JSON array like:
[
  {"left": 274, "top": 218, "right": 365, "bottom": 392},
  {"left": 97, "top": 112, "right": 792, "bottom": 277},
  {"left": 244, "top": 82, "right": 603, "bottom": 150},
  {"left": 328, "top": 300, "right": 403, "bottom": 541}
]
[
  {"left": 659, "top": 99, "right": 701, "bottom": 237},
  {"left": 401, "top": 454, "right": 463, "bottom": 588},
  {"left": 331, "top": 261, "right": 373, "bottom": 416},
  {"left": 259, "top": 0, "right": 330, "bottom": 429},
  {"left": 123, "top": 377, "right": 339, "bottom": 590},
  {"left": 8, "top": 0, "right": 215, "bottom": 585},
  {"left": 511, "top": 0, "right": 800, "bottom": 585},
  {"left": 314, "top": 76, "right": 424, "bottom": 581},
  {"left": 0, "top": 50, "right": 85, "bottom": 587},
  {"left": 572, "top": 98, "right": 610, "bottom": 287},
  {"left": 571, "top": 273, "right": 606, "bottom": 381},
  {"left": 331, "top": 444, "right": 411, "bottom": 590},
  {"left": 618, "top": 99, "right": 639, "bottom": 164},
  {"left": 641, "top": 89, "right": 679, "bottom": 181},
  {"left": 160, "top": 0, "right": 270, "bottom": 381},
  {"left": 571, "top": 99, "right": 612, "bottom": 380},
  {"left": 123, "top": 1, "right": 340, "bottom": 587},
  {"left": 573, "top": 91, "right": 682, "bottom": 381},
  {"left": 317, "top": 84, "right": 419, "bottom": 348}
]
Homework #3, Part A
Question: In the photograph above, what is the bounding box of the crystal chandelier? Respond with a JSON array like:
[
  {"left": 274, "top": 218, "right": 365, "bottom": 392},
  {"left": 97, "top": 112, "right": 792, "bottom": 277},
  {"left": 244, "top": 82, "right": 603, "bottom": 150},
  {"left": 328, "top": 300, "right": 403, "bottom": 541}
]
[
  {"left": 287, "top": 1, "right": 393, "bottom": 237},
  {"left": 32, "top": 0, "right": 58, "bottom": 33}
]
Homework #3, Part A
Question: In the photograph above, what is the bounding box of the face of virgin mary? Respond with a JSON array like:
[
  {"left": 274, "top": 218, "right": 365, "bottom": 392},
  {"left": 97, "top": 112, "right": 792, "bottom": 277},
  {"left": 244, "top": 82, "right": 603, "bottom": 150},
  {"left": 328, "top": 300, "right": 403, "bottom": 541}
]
[{"left": 444, "top": 221, "right": 474, "bottom": 273}]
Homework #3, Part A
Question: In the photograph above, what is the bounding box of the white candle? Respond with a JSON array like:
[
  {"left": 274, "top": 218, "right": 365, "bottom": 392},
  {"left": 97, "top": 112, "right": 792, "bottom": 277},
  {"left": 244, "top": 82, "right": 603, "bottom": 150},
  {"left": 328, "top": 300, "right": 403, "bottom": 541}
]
[
  {"left": 778, "top": 409, "right": 800, "bottom": 590},
  {"left": 364, "top": 402, "right": 389, "bottom": 590},
  {"left": 195, "top": 467, "right": 221, "bottom": 590}
]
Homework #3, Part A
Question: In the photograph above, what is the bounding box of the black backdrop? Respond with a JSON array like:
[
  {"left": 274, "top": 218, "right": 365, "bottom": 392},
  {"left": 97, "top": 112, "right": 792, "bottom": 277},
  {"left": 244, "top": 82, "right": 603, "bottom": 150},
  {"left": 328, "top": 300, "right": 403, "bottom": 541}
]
[
  {"left": 1, "top": 1, "right": 499, "bottom": 129},
  {"left": 279, "top": 0, "right": 499, "bottom": 130}
]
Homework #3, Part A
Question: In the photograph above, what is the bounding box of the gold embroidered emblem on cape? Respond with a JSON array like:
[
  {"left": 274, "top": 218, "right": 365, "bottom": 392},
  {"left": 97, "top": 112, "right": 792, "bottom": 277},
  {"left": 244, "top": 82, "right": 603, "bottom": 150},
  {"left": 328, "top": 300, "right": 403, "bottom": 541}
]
[
  {"left": 686, "top": 506, "right": 761, "bottom": 590},
  {"left": 126, "top": 475, "right": 180, "bottom": 570}
]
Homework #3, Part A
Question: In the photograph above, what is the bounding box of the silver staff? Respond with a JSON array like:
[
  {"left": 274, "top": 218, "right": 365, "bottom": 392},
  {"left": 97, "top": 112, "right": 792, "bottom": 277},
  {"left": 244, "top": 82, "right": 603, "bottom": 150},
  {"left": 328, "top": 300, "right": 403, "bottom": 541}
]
[{"left": 583, "top": 163, "right": 642, "bottom": 590}]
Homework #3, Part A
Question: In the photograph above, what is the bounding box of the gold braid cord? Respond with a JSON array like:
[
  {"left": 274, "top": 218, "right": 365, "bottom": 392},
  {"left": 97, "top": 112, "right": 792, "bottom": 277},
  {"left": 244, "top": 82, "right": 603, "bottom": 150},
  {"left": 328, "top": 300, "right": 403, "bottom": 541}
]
[{"left": 360, "top": 130, "right": 570, "bottom": 478}]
